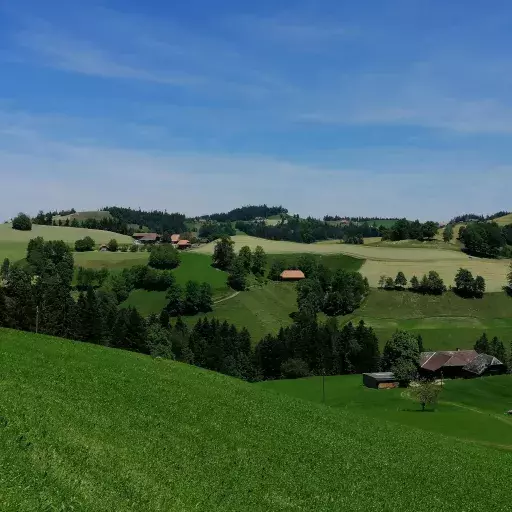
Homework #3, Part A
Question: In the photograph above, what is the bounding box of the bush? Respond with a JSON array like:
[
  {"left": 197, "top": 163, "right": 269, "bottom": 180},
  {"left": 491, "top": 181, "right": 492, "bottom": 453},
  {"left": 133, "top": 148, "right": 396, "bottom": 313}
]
[
  {"left": 281, "top": 358, "right": 310, "bottom": 379},
  {"left": 149, "top": 245, "right": 180, "bottom": 269},
  {"left": 12, "top": 213, "right": 32, "bottom": 231},
  {"left": 107, "top": 239, "right": 118, "bottom": 252},
  {"left": 74, "top": 236, "right": 95, "bottom": 252},
  {"left": 129, "top": 244, "right": 138, "bottom": 252}
]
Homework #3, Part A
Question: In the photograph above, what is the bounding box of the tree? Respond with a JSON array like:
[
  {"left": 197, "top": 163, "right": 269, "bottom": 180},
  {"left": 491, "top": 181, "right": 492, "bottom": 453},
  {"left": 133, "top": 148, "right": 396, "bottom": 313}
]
[
  {"left": 381, "top": 331, "right": 420, "bottom": 375},
  {"left": 474, "top": 332, "right": 490, "bottom": 354},
  {"left": 212, "top": 237, "right": 235, "bottom": 270},
  {"left": 489, "top": 336, "right": 506, "bottom": 362},
  {"left": 474, "top": 275, "right": 485, "bottom": 297},
  {"left": 378, "top": 275, "right": 386, "bottom": 289},
  {"left": 227, "top": 257, "right": 248, "bottom": 291},
  {"left": 107, "top": 239, "right": 118, "bottom": 252},
  {"left": 394, "top": 271, "right": 407, "bottom": 289},
  {"left": 410, "top": 380, "right": 443, "bottom": 411},
  {"left": 410, "top": 275, "right": 420, "bottom": 292},
  {"left": 281, "top": 358, "right": 310, "bottom": 379},
  {"left": 268, "top": 259, "right": 285, "bottom": 281},
  {"left": 252, "top": 245, "right": 267, "bottom": 275},
  {"left": 392, "top": 359, "right": 418, "bottom": 386},
  {"left": 1, "top": 258, "right": 10, "bottom": 281},
  {"left": 74, "top": 236, "right": 95, "bottom": 252},
  {"left": 146, "top": 324, "right": 173, "bottom": 359},
  {"left": 384, "top": 276, "right": 395, "bottom": 290},
  {"left": 183, "top": 280, "right": 202, "bottom": 314},
  {"left": 454, "top": 268, "right": 475, "bottom": 297},
  {"left": 421, "top": 221, "right": 439, "bottom": 240},
  {"left": 198, "top": 282, "right": 213, "bottom": 312},
  {"left": 296, "top": 278, "right": 323, "bottom": 315},
  {"left": 297, "top": 254, "right": 318, "bottom": 278},
  {"left": 12, "top": 213, "right": 32, "bottom": 231},
  {"left": 443, "top": 224, "right": 454, "bottom": 243},
  {"left": 165, "top": 282, "right": 184, "bottom": 316},
  {"left": 238, "top": 246, "right": 252, "bottom": 273},
  {"left": 149, "top": 245, "right": 180, "bottom": 269}
]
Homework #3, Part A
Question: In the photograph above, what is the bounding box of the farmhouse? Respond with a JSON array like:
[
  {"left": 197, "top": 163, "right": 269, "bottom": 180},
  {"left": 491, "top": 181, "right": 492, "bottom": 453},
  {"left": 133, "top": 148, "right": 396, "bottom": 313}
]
[
  {"left": 171, "top": 234, "right": 180, "bottom": 244},
  {"left": 132, "top": 233, "right": 160, "bottom": 244},
  {"left": 363, "top": 372, "right": 399, "bottom": 389},
  {"left": 420, "top": 350, "right": 505, "bottom": 379},
  {"left": 177, "top": 239, "right": 191, "bottom": 249},
  {"left": 280, "top": 270, "right": 305, "bottom": 281}
]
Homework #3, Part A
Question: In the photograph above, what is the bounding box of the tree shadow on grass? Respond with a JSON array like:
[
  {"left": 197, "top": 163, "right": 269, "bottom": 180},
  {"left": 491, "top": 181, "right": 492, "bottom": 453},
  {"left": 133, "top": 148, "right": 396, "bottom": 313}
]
[{"left": 401, "top": 408, "right": 437, "bottom": 413}]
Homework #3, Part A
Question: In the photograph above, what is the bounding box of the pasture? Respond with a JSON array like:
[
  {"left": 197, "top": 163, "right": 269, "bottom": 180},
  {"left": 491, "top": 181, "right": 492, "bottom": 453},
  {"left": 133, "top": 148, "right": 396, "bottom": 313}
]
[
  {"left": 2, "top": 328, "right": 511, "bottom": 511},
  {"left": 259, "top": 374, "right": 512, "bottom": 450},
  {"left": 53, "top": 210, "right": 112, "bottom": 223},
  {"left": 194, "top": 235, "right": 509, "bottom": 292},
  {"left": 494, "top": 213, "right": 512, "bottom": 226},
  {"left": 352, "top": 290, "right": 512, "bottom": 351}
]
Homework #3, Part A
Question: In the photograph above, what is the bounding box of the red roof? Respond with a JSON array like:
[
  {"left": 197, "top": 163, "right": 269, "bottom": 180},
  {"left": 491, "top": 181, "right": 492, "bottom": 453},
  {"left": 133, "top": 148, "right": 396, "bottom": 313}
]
[
  {"left": 171, "top": 234, "right": 180, "bottom": 242},
  {"left": 280, "top": 270, "right": 305, "bottom": 280},
  {"left": 177, "top": 239, "right": 191, "bottom": 246},
  {"left": 421, "top": 350, "right": 478, "bottom": 371},
  {"left": 133, "top": 233, "right": 159, "bottom": 240}
]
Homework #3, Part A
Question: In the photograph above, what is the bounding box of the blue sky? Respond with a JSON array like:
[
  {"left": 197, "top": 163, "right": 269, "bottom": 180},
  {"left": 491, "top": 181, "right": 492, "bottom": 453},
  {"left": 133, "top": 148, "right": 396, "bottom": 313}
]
[{"left": 1, "top": 0, "right": 511, "bottom": 221}]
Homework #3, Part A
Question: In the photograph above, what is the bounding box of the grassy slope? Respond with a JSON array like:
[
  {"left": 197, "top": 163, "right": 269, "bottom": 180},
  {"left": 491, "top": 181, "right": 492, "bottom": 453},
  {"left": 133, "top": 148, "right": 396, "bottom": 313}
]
[
  {"left": 351, "top": 290, "right": 512, "bottom": 350},
  {"left": 0, "top": 224, "right": 132, "bottom": 263},
  {"left": 53, "top": 211, "right": 112, "bottom": 222},
  {"left": 2, "top": 329, "right": 512, "bottom": 511},
  {"left": 259, "top": 374, "right": 512, "bottom": 450},
  {"left": 494, "top": 213, "right": 512, "bottom": 226}
]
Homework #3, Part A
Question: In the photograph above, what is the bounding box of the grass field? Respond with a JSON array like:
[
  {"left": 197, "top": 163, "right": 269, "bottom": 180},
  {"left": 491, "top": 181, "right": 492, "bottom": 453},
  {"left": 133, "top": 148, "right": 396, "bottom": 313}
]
[
  {"left": 494, "top": 213, "right": 512, "bottom": 226},
  {"left": 259, "top": 374, "right": 512, "bottom": 450},
  {"left": 351, "top": 290, "right": 512, "bottom": 350},
  {"left": 2, "top": 328, "right": 512, "bottom": 511},
  {"left": 0, "top": 224, "right": 133, "bottom": 263},
  {"left": 194, "top": 235, "right": 510, "bottom": 292},
  {"left": 53, "top": 210, "right": 112, "bottom": 222}
]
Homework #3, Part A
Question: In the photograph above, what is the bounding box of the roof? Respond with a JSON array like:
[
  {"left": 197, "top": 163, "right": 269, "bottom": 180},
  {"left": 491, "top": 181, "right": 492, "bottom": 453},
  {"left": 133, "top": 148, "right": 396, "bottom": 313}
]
[
  {"left": 171, "top": 234, "right": 180, "bottom": 242},
  {"left": 133, "top": 233, "right": 159, "bottom": 240},
  {"left": 177, "top": 239, "right": 191, "bottom": 246},
  {"left": 420, "top": 350, "right": 478, "bottom": 371},
  {"left": 463, "top": 354, "right": 504, "bottom": 375},
  {"left": 280, "top": 270, "right": 305, "bottom": 279},
  {"left": 363, "top": 372, "right": 397, "bottom": 382}
]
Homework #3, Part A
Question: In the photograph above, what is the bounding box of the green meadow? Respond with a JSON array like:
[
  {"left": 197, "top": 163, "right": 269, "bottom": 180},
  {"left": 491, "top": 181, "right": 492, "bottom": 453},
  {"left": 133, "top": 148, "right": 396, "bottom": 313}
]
[
  {"left": 2, "top": 328, "right": 512, "bottom": 511},
  {"left": 352, "top": 289, "right": 512, "bottom": 351},
  {"left": 259, "top": 374, "right": 512, "bottom": 450}
]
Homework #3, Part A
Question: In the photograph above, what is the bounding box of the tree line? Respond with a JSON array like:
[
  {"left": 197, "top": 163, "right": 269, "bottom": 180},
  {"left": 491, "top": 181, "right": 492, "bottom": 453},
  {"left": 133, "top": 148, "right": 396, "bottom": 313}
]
[
  {"left": 459, "top": 221, "right": 512, "bottom": 258},
  {"left": 236, "top": 216, "right": 381, "bottom": 244},
  {"left": 378, "top": 268, "right": 486, "bottom": 297},
  {"left": 450, "top": 211, "right": 510, "bottom": 224},
  {"left": 380, "top": 219, "right": 439, "bottom": 242},
  {"left": 201, "top": 204, "right": 287, "bottom": 223}
]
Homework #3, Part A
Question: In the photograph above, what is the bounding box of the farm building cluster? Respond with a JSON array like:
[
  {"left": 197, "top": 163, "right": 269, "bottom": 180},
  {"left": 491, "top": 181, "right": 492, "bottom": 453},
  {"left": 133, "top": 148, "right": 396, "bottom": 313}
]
[
  {"left": 363, "top": 349, "right": 506, "bottom": 389},
  {"left": 132, "top": 233, "right": 191, "bottom": 249}
]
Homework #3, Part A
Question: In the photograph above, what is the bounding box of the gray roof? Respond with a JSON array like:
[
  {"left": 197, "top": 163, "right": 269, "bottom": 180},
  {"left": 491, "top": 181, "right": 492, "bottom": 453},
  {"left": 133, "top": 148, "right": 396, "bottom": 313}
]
[
  {"left": 463, "top": 354, "right": 504, "bottom": 375},
  {"left": 363, "top": 372, "right": 397, "bottom": 381}
]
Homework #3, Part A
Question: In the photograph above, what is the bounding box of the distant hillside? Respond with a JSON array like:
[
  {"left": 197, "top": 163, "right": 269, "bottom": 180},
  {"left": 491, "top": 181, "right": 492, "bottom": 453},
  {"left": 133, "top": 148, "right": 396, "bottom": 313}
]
[
  {"left": 2, "top": 328, "right": 511, "bottom": 511},
  {"left": 53, "top": 210, "right": 112, "bottom": 222},
  {"left": 494, "top": 213, "right": 512, "bottom": 226}
]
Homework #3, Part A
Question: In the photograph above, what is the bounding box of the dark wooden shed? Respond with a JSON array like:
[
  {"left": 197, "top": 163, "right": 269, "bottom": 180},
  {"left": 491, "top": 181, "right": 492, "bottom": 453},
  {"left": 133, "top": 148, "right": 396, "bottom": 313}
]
[{"left": 363, "top": 372, "right": 399, "bottom": 389}]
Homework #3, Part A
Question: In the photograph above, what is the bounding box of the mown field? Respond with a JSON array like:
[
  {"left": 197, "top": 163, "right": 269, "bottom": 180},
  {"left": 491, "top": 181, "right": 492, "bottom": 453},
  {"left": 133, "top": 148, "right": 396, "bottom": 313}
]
[
  {"left": 259, "top": 374, "right": 512, "bottom": 450},
  {"left": 494, "top": 213, "right": 512, "bottom": 226},
  {"left": 352, "top": 289, "right": 512, "bottom": 351},
  {"left": 194, "top": 235, "right": 510, "bottom": 292},
  {"left": 2, "top": 329, "right": 512, "bottom": 511},
  {"left": 0, "top": 224, "right": 132, "bottom": 263}
]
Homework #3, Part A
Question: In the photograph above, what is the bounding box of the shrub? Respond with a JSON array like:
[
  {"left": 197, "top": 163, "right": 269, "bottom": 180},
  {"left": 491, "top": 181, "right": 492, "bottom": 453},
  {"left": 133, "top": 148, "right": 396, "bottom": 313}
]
[
  {"left": 149, "top": 245, "right": 180, "bottom": 269},
  {"left": 281, "top": 358, "right": 310, "bottom": 379},
  {"left": 129, "top": 244, "right": 138, "bottom": 252},
  {"left": 12, "top": 213, "right": 32, "bottom": 231}
]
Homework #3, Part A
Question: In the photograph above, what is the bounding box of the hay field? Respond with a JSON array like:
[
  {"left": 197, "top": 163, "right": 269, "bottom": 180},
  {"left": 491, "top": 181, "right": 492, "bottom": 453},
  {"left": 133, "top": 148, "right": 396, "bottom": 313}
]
[
  {"left": 194, "top": 235, "right": 510, "bottom": 292},
  {"left": 494, "top": 213, "right": 512, "bottom": 226}
]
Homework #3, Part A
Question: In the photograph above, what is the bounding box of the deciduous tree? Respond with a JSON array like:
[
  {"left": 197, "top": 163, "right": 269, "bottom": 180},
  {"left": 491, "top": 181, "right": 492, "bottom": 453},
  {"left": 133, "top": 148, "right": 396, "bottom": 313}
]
[
  {"left": 395, "top": 271, "right": 407, "bottom": 289},
  {"left": 474, "top": 332, "right": 490, "bottom": 354},
  {"left": 107, "top": 239, "right": 118, "bottom": 252},
  {"left": 12, "top": 212, "right": 32, "bottom": 231},
  {"left": 251, "top": 245, "right": 267, "bottom": 275},
  {"left": 212, "top": 237, "right": 235, "bottom": 270},
  {"left": 238, "top": 246, "right": 252, "bottom": 273},
  {"left": 443, "top": 224, "right": 454, "bottom": 243},
  {"left": 411, "top": 380, "right": 443, "bottom": 411}
]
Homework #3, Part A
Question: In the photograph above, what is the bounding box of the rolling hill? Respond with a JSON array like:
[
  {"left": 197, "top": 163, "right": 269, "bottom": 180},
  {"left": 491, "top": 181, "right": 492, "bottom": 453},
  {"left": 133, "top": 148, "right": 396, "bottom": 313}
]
[
  {"left": 0, "top": 224, "right": 133, "bottom": 263},
  {"left": 2, "top": 328, "right": 512, "bottom": 511},
  {"left": 53, "top": 210, "right": 112, "bottom": 223},
  {"left": 494, "top": 213, "right": 512, "bottom": 226}
]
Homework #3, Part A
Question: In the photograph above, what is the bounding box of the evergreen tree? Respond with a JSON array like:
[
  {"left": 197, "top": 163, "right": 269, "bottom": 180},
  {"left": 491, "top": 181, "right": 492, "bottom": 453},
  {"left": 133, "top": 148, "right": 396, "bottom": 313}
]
[
  {"left": 5, "top": 266, "right": 36, "bottom": 331},
  {"left": 159, "top": 309, "right": 171, "bottom": 329},
  {"left": 198, "top": 282, "right": 214, "bottom": 312},
  {"left": 255, "top": 334, "right": 287, "bottom": 379},
  {"left": 125, "top": 307, "right": 148, "bottom": 353},
  {"left": 394, "top": 271, "right": 407, "bottom": 289},
  {"left": 238, "top": 246, "right": 252, "bottom": 273},
  {"left": 474, "top": 332, "right": 490, "bottom": 354},
  {"left": 251, "top": 245, "right": 267, "bottom": 275},
  {"left": 489, "top": 336, "right": 506, "bottom": 362},
  {"left": 410, "top": 275, "right": 420, "bottom": 291},
  {"left": 353, "top": 320, "right": 380, "bottom": 373},
  {"left": 0, "top": 287, "right": 10, "bottom": 327},
  {"left": 147, "top": 324, "right": 173, "bottom": 358},
  {"left": 417, "top": 334, "right": 424, "bottom": 353},
  {"left": 474, "top": 275, "right": 486, "bottom": 297}
]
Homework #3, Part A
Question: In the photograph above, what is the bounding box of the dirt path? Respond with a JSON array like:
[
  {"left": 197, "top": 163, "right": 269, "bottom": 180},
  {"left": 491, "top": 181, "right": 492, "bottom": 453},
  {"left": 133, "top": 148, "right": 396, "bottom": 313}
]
[{"left": 214, "top": 291, "right": 240, "bottom": 304}]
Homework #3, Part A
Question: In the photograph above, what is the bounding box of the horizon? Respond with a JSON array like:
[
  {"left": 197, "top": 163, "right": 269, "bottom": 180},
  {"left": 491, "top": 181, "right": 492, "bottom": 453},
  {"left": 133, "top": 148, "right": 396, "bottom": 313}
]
[{"left": 1, "top": 0, "right": 511, "bottom": 220}]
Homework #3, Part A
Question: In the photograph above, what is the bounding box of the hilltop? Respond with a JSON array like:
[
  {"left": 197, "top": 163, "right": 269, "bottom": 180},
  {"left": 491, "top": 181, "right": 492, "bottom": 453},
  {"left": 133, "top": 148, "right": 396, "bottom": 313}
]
[{"left": 1, "top": 328, "right": 512, "bottom": 511}]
